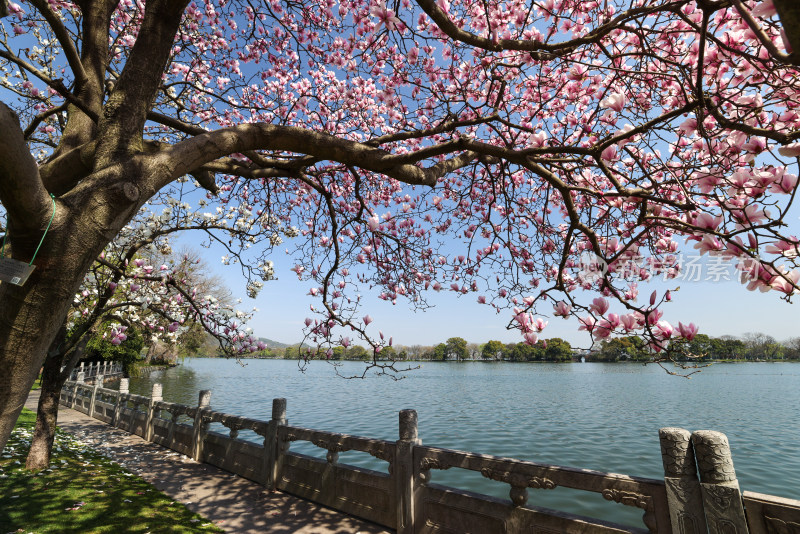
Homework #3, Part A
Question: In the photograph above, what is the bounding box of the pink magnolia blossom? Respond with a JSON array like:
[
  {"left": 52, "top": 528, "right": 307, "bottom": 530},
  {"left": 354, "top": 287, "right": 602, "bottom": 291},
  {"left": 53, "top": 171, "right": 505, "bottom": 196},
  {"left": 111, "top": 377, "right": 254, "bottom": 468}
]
[
  {"left": 621, "top": 314, "right": 638, "bottom": 331},
  {"left": 553, "top": 301, "right": 571, "bottom": 317},
  {"left": 751, "top": 0, "right": 777, "bottom": 17},
  {"left": 590, "top": 297, "right": 610, "bottom": 315},
  {"left": 678, "top": 322, "right": 698, "bottom": 341},
  {"left": 578, "top": 316, "right": 596, "bottom": 332},
  {"left": 369, "top": 0, "right": 402, "bottom": 30},
  {"left": 593, "top": 320, "right": 613, "bottom": 339},
  {"left": 600, "top": 93, "right": 626, "bottom": 112},
  {"left": 778, "top": 143, "right": 800, "bottom": 157},
  {"left": 654, "top": 320, "right": 673, "bottom": 340}
]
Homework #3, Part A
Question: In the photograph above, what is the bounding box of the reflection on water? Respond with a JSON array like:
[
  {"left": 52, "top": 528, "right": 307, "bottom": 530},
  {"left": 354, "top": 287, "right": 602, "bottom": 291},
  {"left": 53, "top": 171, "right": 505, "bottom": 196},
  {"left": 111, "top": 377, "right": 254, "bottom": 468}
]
[{"left": 122, "top": 359, "right": 800, "bottom": 527}]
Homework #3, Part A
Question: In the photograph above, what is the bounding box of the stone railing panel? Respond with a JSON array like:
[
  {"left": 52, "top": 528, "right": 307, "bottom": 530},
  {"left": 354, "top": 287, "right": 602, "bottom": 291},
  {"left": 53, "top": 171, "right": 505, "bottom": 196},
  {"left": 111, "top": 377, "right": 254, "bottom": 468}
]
[
  {"left": 278, "top": 451, "right": 396, "bottom": 528},
  {"left": 417, "top": 484, "right": 645, "bottom": 534},
  {"left": 203, "top": 431, "right": 266, "bottom": 483},
  {"left": 150, "top": 418, "right": 194, "bottom": 455},
  {"left": 153, "top": 400, "right": 194, "bottom": 420},
  {"left": 114, "top": 393, "right": 150, "bottom": 437},
  {"left": 742, "top": 491, "right": 800, "bottom": 534},
  {"left": 72, "top": 383, "right": 94, "bottom": 414},
  {"left": 278, "top": 425, "right": 397, "bottom": 468},
  {"left": 206, "top": 410, "right": 269, "bottom": 438},
  {"left": 93, "top": 388, "right": 119, "bottom": 423},
  {"left": 146, "top": 400, "right": 196, "bottom": 455},
  {"left": 275, "top": 425, "right": 397, "bottom": 528},
  {"left": 413, "top": 445, "right": 669, "bottom": 533}
]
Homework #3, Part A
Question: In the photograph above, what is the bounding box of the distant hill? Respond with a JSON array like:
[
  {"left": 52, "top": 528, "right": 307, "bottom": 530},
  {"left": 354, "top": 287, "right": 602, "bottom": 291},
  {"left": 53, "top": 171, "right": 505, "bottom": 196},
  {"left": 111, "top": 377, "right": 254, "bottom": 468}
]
[{"left": 257, "top": 337, "right": 291, "bottom": 349}]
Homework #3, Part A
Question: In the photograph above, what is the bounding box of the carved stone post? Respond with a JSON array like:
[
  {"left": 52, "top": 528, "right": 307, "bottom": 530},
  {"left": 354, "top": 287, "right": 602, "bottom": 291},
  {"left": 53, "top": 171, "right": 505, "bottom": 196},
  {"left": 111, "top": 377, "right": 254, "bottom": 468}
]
[
  {"left": 659, "top": 427, "right": 708, "bottom": 534},
  {"left": 691, "top": 430, "right": 750, "bottom": 534},
  {"left": 112, "top": 378, "right": 129, "bottom": 427},
  {"left": 191, "top": 390, "right": 212, "bottom": 462},
  {"left": 88, "top": 375, "right": 103, "bottom": 417},
  {"left": 145, "top": 383, "right": 163, "bottom": 442},
  {"left": 397, "top": 409, "right": 421, "bottom": 534},
  {"left": 71, "top": 373, "right": 84, "bottom": 409},
  {"left": 263, "top": 398, "right": 287, "bottom": 489}
]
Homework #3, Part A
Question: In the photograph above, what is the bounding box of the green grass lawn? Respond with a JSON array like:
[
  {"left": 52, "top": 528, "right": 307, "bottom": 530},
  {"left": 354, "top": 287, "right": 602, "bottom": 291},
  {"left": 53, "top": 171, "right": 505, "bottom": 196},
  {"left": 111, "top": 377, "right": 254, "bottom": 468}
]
[{"left": 0, "top": 408, "right": 222, "bottom": 533}]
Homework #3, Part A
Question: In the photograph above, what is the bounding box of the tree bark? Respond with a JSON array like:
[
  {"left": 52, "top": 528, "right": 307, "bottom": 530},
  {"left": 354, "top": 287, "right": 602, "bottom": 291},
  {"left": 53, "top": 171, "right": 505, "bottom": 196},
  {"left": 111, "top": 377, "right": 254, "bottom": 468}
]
[
  {"left": 25, "top": 327, "right": 88, "bottom": 470},
  {"left": 25, "top": 352, "right": 63, "bottom": 470}
]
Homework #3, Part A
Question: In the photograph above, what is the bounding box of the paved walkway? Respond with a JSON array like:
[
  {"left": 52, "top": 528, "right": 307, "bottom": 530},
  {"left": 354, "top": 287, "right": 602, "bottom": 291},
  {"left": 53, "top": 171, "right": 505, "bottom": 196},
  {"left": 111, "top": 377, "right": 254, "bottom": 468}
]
[{"left": 26, "top": 391, "right": 392, "bottom": 534}]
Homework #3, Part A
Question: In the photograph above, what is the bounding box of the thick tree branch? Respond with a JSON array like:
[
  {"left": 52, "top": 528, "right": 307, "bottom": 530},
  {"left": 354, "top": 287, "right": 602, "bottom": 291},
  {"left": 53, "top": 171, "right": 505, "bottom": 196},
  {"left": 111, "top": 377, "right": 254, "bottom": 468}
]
[
  {"left": 773, "top": 0, "right": 800, "bottom": 64},
  {"left": 732, "top": 0, "right": 798, "bottom": 65},
  {"left": 414, "top": 0, "right": 682, "bottom": 56},
  {"left": 154, "top": 124, "right": 453, "bottom": 188},
  {"left": 0, "top": 102, "right": 51, "bottom": 230},
  {"left": 49, "top": 0, "right": 115, "bottom": 158},
  {"left": 39, "top": 140, "right": 97, "bottom": 195},
  {"left": 146, "top": 110, "right": 207, "bottom": 136},
  {"left": 96, "top": 0, "right": 190, "bottom": 165}
]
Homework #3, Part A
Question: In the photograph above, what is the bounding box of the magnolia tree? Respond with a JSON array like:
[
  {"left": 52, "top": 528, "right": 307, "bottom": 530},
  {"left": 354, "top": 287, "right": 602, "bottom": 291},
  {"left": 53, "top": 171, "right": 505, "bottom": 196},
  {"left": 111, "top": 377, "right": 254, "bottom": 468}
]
[
  {"left": 71, "top": 204, "right": 267, "bottom": 355},
  {"left": 25, "top": 205, "right": 263, "bottom": 469},
  {"left": 1, "top": 0, "right": 800, "bottom": 451}
]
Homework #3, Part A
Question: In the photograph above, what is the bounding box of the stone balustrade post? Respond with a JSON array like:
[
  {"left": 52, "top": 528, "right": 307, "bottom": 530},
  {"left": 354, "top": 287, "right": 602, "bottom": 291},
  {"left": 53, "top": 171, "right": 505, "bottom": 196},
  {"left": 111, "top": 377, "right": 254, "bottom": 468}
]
[
  {"left": 191, "top": 390, "right": 212, "bottom": 462},
  {"left": 70, "top": 373, "right": 84, "bottom": 408},
  {"left": 396, "top": 409, "right": 421, "bottom": 534},
  {"left": 88, "top": 375, "right": 103, "bottom": 417},
  {"left": 145, "top": 383, "right": 163, "bottom": 442},
  {"left": 263, "top": 398, "right": 287, "bottom": 489},
  {"left": 659, "top": 427, "right": 708, "bottom": 534},
  {"left": 691, "top": 430, "right": 750, "bottom": 534},
  {"left": 112, "top": 378, "right": 129, "bottom": 427}
]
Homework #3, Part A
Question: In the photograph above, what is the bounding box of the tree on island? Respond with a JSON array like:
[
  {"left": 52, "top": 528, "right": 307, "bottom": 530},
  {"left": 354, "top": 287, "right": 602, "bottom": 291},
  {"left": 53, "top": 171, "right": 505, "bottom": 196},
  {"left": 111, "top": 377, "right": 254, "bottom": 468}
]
[
  {"left": 445, "top": 337, "right": 469, "bottom": 361},
  {"left": 2, "top": 0, "right": 800, "bottom": 452},
  {"left": 482, "top": 340, "right": 505, "bottom": 361}
]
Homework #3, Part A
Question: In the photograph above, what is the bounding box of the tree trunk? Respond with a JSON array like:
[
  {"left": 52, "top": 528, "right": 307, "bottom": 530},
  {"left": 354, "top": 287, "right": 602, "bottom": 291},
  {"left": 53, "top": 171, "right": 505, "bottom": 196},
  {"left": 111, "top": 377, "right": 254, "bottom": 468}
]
[
  {"left": 25, "top": 331, "right": 88, "bottom": 470},
  {"left": 0, "top": 280, "right": 73, "bottom": 455},
  {"left": 25, "top": 352, "right": 63, "bottom": 470}
]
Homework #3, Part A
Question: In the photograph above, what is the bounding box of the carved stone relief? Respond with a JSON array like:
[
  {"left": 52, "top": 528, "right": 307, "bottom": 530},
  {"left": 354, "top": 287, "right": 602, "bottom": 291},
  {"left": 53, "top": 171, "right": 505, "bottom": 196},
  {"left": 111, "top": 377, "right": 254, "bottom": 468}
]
[
  {"left": 602, "top": 488, "right": 652, "bottom": 510},
  {"left": 478, "top": 467, "right": 557, "bottom": 491},
  {"left": 659, "top": 427, "right": 699, "bottom": 477},
  {"left": 765, "top": 515, "right": 800, "bottom": 534},
  {"left": 691, "top": 431, "right": 737, "bottom": 484},
  {"left": 311, "top": 438, "right": 351, "bottom": 454}
]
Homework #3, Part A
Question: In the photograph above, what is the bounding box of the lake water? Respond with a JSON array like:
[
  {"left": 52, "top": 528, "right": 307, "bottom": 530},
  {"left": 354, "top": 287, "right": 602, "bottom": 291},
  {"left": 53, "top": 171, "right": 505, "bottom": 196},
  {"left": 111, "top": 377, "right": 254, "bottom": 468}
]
[{"left": 122, "top": 359, "right": 800, "bottom": 526}]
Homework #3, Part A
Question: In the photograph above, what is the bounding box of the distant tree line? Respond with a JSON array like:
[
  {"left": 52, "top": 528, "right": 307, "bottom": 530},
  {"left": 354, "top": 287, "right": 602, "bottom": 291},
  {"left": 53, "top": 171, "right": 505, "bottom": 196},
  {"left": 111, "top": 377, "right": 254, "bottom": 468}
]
[
  {"left": 592, "top": 333, "right": 800, "bottom": 362},
  {"left": 244, "top": 332, "right": 800, "bottom": 364},
  {"left": 248, "top": 336, "right": 574, "bottom": 362}
]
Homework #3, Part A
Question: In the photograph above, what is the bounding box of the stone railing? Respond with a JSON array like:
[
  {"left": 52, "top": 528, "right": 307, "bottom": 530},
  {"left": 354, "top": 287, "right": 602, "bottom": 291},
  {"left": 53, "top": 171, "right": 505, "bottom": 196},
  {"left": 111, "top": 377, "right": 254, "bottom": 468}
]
[
  {"left": 65, "top": 361, "right": 124, "bottom": 382},
  {"left": 59, "top": 379, "right": 800, "bottom": 533}
]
